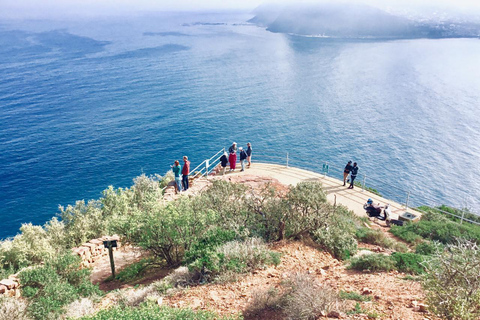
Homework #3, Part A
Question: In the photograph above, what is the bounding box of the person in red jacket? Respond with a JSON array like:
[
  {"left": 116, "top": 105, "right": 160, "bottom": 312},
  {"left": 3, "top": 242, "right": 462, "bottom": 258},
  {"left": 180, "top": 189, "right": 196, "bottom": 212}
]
[{"left": 182, "top": 156, "right": 190, "bottom": 191}]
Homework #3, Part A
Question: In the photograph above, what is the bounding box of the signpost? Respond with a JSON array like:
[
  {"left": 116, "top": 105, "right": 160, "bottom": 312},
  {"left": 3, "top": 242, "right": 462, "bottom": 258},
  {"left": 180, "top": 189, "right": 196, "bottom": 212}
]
[{"left": 103, "top": 240, "right": 117, "bottom": 278}]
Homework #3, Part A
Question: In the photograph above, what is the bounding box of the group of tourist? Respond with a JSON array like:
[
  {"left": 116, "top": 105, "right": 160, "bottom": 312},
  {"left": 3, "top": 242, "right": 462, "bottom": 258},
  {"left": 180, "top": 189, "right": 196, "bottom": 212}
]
[
  {"left": 171, "top": 156, "right": 190, "bottom": 193},
  {"left": 170, "top": 142, "right": 253, "bottom": 193},
  {"left": 343, "top": 160, "right": 359, "bottom": 189},
  {"left": 219, "top": 142, "right": 252, "bottom": 175}
]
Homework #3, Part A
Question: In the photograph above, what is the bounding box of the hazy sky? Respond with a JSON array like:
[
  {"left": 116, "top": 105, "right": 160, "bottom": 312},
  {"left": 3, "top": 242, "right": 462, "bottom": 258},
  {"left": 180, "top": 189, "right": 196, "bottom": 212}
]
[{"left": 2, "top": 0, "right": 480, "bottom": 18}]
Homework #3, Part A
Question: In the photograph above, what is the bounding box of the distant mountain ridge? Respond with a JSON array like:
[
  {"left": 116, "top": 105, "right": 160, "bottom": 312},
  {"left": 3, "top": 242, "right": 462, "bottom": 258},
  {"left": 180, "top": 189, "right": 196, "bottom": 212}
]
[{"left": 249, "top": 2, "right": 480, "bottom": 39}]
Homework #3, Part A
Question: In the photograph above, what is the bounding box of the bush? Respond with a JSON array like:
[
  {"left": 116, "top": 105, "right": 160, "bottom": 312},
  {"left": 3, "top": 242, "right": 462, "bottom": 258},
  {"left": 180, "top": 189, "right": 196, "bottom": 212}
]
[
  {"left": 423, "top": 239, "right": 480, "bottom": 320},
  {"left": 356, "top": 228, "right": 394, "bottom": 248},
  {"left": 19, "top": 252, "right": 101, "bottom": 320},
  {"left": 283, "top": 182, "right": 330, "bottom": 239},
  {"left": 390, "top": 225, "right": 423, "bottom": 244},
  {"left": 415, "top": 241, "right": 443, "bottom": 255},
  {"left": 79, "top": 305, "right": 240, "bottom": 320},
  {"left": 282, "top": 273, "right": 345, "bottom": 320},
  {"left": 243, "top": 287, "right": 282, "bottom": 318},
  {"left": 339, "top": 291, "right": 372, "bottom": 302},
  {"left": 391, "top": 252, "right": 425, "bottom": 274},
  {"left": 313, "top": 206, "right": 358, "bottom": 260},
  {"left": 115, "top": 258, "right": 153, "bottom": 283},
  {"left": 188, "top": 238, "right": 280, "bottom": 283},
  {"left": 348, "top": 254, "right": 396, "bottom": 272},
  {"left": 391, "top": 213, "right": 480, "bottom": 245},
  {"left": 118, "top": 197, "right": 218, "bottom": 266}
]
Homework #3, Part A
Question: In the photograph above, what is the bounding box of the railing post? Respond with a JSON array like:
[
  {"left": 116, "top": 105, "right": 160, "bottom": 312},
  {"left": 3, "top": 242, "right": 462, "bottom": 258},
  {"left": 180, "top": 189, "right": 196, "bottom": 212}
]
[
  {"left": 205, "top": 159, "right": 209, "bottom": 179},
  {"left": 460, "top": 197, "right": 466, "bottom": 224},
  {"left": 362, "top": 174, "right": 366, "bottom": 192},
  {"left": 405, "top": 191, "right": 410, "bottom": 211},
  {"left": 286, "top": 152, "right": 289, "bottom": 168}
]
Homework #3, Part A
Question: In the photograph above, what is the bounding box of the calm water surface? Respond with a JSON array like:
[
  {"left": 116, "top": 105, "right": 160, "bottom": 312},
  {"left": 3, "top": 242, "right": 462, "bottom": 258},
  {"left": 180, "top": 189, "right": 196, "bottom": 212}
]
[{"left": 1, "top": 12, "right": 480, "bottom": 239}]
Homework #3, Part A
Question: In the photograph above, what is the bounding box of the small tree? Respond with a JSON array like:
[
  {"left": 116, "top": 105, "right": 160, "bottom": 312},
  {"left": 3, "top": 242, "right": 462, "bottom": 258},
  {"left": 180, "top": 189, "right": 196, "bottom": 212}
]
[
  {"left": 423, "top": 239, "right": 480, "bottom": 320},
  {"left": 284, "top": 181, "right": 330, "bottom": 239}
]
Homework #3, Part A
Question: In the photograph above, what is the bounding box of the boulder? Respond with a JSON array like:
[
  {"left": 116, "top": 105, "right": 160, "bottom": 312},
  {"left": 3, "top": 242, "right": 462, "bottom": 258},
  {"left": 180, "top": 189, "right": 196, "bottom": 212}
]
[{"left": 0, "top": 279, "right": 18, "bottom": 290}]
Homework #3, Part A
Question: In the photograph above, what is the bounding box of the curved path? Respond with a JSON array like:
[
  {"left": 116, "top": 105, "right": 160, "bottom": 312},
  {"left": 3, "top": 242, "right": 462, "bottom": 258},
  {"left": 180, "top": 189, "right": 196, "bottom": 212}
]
[{"left": 216, "top": 162, "right": 421, "bottom": 221}]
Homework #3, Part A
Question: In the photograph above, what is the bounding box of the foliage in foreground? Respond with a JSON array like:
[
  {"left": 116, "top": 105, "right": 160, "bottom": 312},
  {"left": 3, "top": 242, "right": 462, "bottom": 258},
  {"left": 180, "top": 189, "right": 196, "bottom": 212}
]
[
  {"left": 19, "top": 252, "right": 101, "bottom": 320},
  {"left": 80, "top": 304, "right": 241, "bottom": 320},
  {"left": 423, "top": 239, "right": 480, "bottom": 320}
]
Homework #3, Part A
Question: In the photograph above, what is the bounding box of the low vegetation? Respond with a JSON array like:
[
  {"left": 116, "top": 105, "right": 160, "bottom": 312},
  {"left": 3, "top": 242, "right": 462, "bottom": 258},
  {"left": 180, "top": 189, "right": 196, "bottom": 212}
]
[
  {"left": 18, "top": 253, "right": 101, "bottom": 320},
  {"left": 244, "top": 272, "right": 345, "bottom": 320},
  {"left": 423, "top": 239, "right": 480, "bottom": 320},
  {"left": 80, "top": 305, "right": 241, "bottom": 320}
]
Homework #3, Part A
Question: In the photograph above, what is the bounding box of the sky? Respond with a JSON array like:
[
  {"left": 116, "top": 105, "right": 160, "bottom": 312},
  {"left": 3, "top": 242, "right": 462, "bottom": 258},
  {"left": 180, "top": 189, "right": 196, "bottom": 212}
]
[{"left": 1, "top": 0, "right": 480, "bottom": 19}]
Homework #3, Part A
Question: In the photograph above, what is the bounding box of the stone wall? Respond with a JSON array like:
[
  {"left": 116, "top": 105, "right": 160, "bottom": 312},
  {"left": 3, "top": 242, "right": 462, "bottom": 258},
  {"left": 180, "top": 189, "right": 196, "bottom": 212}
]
[
  {"left": 71, "top": 235, "right": 121, "bottom": 268},
  {"left": 0, "top": 235, "right": 121, "bottom": 298}
]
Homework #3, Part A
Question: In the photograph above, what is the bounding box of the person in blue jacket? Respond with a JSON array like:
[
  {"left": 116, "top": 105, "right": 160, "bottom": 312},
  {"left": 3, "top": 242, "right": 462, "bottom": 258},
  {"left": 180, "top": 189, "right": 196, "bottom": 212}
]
[{"left": 348, "top": 162, "right": 358, "bottom": 189}]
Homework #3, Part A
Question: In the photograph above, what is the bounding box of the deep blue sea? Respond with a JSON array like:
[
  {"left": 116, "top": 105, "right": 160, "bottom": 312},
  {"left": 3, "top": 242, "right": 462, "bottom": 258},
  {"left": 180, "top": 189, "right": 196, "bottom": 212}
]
[{"left": 1, "top": 12, "right": 480, "bottom": 239}]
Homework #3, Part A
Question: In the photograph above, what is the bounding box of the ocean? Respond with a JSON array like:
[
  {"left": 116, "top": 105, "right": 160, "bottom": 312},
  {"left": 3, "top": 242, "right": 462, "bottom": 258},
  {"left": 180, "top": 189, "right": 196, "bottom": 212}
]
[{"left": 1, "top": 12, "right": 479, "bottom": 239}]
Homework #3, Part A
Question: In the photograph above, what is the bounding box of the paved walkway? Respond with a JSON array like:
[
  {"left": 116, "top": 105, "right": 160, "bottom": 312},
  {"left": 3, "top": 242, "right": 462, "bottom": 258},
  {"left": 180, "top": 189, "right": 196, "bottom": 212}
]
[{"left": 217, "top": 162, "right": 421, "bottom": 221}]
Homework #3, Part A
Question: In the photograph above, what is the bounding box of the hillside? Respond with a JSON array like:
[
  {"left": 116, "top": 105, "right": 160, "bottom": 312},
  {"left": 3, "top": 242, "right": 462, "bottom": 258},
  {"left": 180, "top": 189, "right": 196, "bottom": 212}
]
[{"left": 249, "top": 2, "right": 480, "bottom": 38}]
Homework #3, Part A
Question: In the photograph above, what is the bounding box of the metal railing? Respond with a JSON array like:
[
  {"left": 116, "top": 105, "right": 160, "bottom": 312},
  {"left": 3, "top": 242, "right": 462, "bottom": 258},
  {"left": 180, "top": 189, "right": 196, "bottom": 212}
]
[
  {"left": 189, "top": 148, "right": 225, "bottom": 179},
  {"left": 253, "top": 151, "right": 480, "bottom": 225}
]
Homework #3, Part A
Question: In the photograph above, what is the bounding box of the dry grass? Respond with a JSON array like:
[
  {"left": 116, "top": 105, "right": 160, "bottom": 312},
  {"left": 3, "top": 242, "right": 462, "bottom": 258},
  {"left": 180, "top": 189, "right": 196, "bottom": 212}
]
[
  {"left": 0, "top": 297, "right": 30, "bottom": 320},
  {"left": 62, "top": 298, "right": 96, "bottom": 319},
  {"left": 243, "top": 287, "right": 282, "bottom": 318},
  {"left": 244, "top": 272, "right": 346, "bottom": 320},
  {"left": 283, "top": 273, "right": 346, "bottom": 320}
]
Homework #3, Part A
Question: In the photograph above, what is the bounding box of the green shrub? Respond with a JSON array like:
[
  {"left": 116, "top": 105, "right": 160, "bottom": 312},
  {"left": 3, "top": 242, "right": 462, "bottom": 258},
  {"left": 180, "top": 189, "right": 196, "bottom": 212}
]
[
  {"left": 115, "top": 258, "right": 153, "bottom": 282},
  {"left": 356, "top": 228, "right": 394, "bottom": 248},
  {"left": 391, "top": 213, "right": 480, "bottom": 245},
  {"left": 79, "top": 304, "right": 240, "bottom": 320},
  {"left": 390, "top": 225, "right": 423, "bottom": 244},
  {"left": 348, "top": 254, "right": 396, "bottom": 272},
  {"left": 313, "top": 206, "right": 358, "bottom": 260},
  {"left": 339, "top": 291, "right": 372, "bottom": 302},
  {"left": 423, "top": 240, "right": 480, "bottom": 320},
  {"left": 415, "top": 241, "right": 443, "bottom": 255},
  {"left": 283, "top": 182, "right": 330, "bottom": 239},
  {"left": 188, "top": 238, "right": 280, "bottom": 283},
  {"left": 19, "top": 252, "right": 101, "bottom": 320},
  {"left": 391, "top": 252, "right": 425, "bottom": 274}
]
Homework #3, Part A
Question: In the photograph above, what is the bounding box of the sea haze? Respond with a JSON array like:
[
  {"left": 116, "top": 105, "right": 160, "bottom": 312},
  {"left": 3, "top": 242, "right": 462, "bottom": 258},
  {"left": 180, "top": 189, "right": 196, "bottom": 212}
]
[{"left": 0, "top": 12, "right": 479, "bottom": 239}]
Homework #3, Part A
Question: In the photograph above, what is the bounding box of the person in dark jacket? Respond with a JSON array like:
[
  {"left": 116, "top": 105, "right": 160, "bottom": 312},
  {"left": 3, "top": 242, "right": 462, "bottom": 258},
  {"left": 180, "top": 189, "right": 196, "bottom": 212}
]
[
  {"left": 343, "top": 161, "right": 353, "bottom": 186},
  {"left": 246, "top": 142, "right": 252, "bottom": 167},
  {"left": 348, "top": 162, "right": 358, "bottom": 189},
  {"left": 228, "top": 142, "right": 237, "bottom": 171},
  {"left": 239, "top": 147, "right": 247, "bottom": 172},
  {"left": 182, "top": 156, "right": 190, "bottom": 191},
  {"left": 220, "top": 152, "right": 228, "bottom": 175}
]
